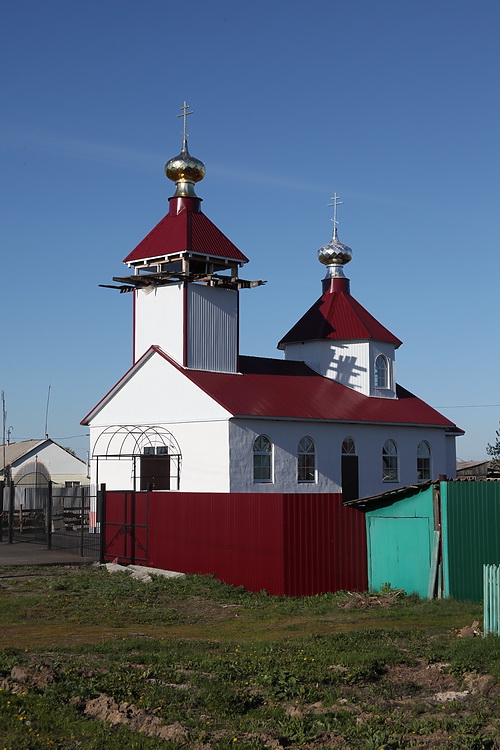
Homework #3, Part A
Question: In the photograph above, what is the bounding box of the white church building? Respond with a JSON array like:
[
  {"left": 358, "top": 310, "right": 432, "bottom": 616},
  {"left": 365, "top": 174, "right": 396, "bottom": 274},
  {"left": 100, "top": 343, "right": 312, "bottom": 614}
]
[{"left": 82, "top": 113, "right": 462, "bottom": 501}]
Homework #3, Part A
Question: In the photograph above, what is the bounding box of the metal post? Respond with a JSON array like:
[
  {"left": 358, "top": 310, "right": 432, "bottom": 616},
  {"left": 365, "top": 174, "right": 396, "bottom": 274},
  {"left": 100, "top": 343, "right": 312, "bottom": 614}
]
[
  {"left": 0, "top": 480, "right": 4, "bottom": 542},
  {"left": 8, "top": 480, "right": 14, "bottom": 544},
  {"left": 98, "top": 483, "right": 106, "bottom": 564},
  {"left": 131, "top": 488, "right": 136, "bottom": 566},
  {"left": 79, "top": 485, "right": 85, "bottom": 557},
  {"left": 47, "top": 481, "right": 52, "bottom": 550}
]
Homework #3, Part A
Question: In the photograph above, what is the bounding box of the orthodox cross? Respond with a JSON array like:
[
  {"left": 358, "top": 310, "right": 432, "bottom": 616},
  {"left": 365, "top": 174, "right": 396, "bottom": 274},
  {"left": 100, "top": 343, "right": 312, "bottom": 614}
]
[
  {"left": 177, "top": 101, "right": 193, "bottom": 142},
  {"left": 328, "top": 193, "right": 344, "bottom": 233}
]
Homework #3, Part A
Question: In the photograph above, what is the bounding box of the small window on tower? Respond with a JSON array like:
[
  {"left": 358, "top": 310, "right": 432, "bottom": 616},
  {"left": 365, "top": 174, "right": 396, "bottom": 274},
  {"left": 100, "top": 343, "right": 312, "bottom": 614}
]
[{"left": 375, "top": 355, "right": 389, "bottom": 389}]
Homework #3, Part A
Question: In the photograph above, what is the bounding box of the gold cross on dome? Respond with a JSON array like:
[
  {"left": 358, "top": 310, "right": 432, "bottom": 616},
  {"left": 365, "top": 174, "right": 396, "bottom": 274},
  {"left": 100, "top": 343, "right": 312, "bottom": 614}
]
[
  {"left": 328, "top": 193, "right": 344, "bottom": 231},
  {"left": 177, "top": 101, "right": 193, "bottom": 141}
]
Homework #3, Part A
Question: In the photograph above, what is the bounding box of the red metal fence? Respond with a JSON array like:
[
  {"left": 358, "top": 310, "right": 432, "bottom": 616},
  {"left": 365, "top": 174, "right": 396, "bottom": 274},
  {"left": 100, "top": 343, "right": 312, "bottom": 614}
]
[{"left": 103, "top": 490, "right": 367, "bottom": 596}]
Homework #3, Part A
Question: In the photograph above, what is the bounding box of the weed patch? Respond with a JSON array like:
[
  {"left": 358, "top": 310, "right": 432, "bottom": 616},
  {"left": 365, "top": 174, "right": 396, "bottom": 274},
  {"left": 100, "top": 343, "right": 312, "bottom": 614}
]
[{"left": 0, "top": 566, "right": 498, "bottom": 748}]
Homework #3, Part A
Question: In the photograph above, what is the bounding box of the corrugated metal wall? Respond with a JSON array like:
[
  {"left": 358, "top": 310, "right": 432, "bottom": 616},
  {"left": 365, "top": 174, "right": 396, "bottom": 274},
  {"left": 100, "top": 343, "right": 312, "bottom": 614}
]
[
  {"left": 148, "top": 492, "right": 286, "bottom": 594},
  {"left": 103, "top": 491, "right": 367, "bottom": 596},
  {"left": 283, "top": 493, "right": 367, "bottom": 596},
  {"left": 442, "top": 482, "right": 500, "bottom": 601},
  {"left": 187, "top": 285, "right": 238, "bottom": 372}
]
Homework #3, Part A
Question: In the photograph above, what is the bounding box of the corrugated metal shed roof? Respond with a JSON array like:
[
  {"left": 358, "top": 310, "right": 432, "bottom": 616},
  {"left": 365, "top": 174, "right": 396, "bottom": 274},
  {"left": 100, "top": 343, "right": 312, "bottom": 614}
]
[
  {"left": 278, "top": 288, "right": 402, "bottom": 348},
  {"left": 123, "top": 208, "right": 249, "bottom": 264}
]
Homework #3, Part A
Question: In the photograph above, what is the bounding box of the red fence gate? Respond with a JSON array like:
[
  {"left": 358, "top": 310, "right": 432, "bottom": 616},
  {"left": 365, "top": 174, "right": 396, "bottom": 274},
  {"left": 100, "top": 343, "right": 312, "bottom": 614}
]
[
  {"left": 102, "top": 490, "right": 367, "bottom": 596},
  {"left": 102, "top": 491, "right": 148, "bottom": 565}
]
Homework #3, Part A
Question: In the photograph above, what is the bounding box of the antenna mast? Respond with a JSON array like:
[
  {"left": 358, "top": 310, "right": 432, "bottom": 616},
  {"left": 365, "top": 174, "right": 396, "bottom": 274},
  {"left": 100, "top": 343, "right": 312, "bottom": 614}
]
[
  {"left": 44, "top": 385, "right": 51, "bottom": 439},
  {"left": 1, "top": 392, "right": 6, "bottom": 480}
]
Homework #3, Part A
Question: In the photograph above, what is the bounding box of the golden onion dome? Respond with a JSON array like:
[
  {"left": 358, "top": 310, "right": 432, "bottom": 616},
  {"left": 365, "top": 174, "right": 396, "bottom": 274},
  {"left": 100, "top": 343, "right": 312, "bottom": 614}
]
[{"left": 165, "top": 140, "right": 206, "bottom": 198}]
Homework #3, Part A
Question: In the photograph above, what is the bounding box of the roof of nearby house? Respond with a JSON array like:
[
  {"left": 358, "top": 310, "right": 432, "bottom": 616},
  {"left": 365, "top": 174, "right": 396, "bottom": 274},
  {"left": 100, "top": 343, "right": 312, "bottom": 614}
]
[
  {"left": 456, "top": 460, "right": 490, "bottom": 471},
  {"left": 81, "top": 347, "right": 463, "bottom": 433},
  {"left": 0, "top": 439, "right": 87, "bottom": 472},
  {"left": 123, "top": 207, "right": 249, "bottom": 265},
  {"left": 0, "top": 440, "right": 48, "bottom": 471},
  {"left": 278, "top": 286, "right": 402, "bottom": 348}
]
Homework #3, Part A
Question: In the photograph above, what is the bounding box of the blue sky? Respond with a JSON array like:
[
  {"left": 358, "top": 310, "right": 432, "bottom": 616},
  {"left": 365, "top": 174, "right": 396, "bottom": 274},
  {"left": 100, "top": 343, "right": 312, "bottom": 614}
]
[{"left": 1, "top": 0, "right": 499, "bottom": 462}]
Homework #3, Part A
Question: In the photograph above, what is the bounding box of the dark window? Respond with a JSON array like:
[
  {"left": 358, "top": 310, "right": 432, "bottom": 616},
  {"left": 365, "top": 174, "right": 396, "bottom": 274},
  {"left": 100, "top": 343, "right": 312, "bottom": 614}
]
[
  {"left": 382, "top": 439, "right": 398, "bottom": 482},
  {"left": 253, "top": 435, "right": 272, "bottom": 482},
  {"left": 298, "top": 436, "right": 316, "bottom": 483},
  {"left": 417, "top": 441, "right": 431, "bottom": 480}
]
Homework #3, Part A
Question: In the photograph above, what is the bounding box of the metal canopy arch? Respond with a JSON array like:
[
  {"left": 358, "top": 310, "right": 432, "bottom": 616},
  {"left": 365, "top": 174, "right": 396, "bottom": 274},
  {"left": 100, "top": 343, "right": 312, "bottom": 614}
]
[
  {"left": 14, "top": 460, "right": 51, "bottom": 487},
  {"left": 92, "top": 425, "right": 182, "bottom": 491}
]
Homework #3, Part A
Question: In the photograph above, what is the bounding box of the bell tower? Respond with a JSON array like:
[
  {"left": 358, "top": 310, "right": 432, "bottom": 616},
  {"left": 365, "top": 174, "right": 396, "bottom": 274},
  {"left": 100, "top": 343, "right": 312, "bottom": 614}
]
[{"left": 105, "top": 103, "right": 264, "bottom": 372}]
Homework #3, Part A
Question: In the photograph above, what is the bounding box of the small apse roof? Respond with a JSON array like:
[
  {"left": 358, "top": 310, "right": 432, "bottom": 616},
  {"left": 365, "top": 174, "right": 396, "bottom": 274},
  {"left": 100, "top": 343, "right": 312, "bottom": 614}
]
[
  {"left": 123, "top": 207, "right": 249, "bottom": 265},
  {"left": 278, "top": 288, "right": 402, "bottom": 348}
]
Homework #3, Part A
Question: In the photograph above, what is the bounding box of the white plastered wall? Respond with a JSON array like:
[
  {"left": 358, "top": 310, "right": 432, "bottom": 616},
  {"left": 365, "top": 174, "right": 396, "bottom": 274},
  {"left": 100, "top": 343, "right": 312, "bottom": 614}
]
[
  {"left": 229, "top": 418, "right": 454, "bottom": 496},
  {"left": 134, "top": 283, "right": 184, "bottom": 364},
  {"left": 283, "top": 340, "right": 397, "bottom": 398},
  {"left": 87, "top": 351, "right": 232, "bottom": 492}
]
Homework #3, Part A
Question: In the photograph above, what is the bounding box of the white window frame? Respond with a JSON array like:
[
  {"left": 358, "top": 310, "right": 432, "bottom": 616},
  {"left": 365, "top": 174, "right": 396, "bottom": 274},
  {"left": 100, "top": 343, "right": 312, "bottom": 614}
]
[
  {"left": 382, "top": 439, "right": 398, "bottom": 482},
  {"left": 375, "top": 354, "right": 389, "bottom": 389},
  {"left": 417, "top": 440, "right": 431, "bottom": 480},
  {"left": 253, "top": 435, "right": 273, "bottom": 483},
  {"left": 297, "top": 436, "right": 316, "bottom": 483}
]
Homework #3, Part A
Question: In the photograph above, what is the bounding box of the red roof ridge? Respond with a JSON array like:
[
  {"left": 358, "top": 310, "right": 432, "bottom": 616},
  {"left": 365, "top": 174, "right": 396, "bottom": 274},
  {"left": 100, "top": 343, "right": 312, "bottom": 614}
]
[
  {"left": 278, "top": 287, "right": 402, "bottom": 348},
  {"left": 123, "top": 208, "right": 249, "bottom": 265},
  {"left": 81, "top": 345, "right": 461, "bottom": 432}
]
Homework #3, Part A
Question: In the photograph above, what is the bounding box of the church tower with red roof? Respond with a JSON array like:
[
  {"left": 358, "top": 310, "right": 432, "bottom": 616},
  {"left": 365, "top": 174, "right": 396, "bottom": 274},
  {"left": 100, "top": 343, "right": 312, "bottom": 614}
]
[
  {"left": 113, "top": 103, "right": 262, "bottom": 373},
  {"left": 279, "top": 195, "right": 402, "bottom": 399}
]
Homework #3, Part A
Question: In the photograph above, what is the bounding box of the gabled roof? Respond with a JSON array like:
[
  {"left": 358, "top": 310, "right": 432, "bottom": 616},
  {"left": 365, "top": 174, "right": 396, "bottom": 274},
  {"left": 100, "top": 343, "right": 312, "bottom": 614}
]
[
  {"left": 278, "top": 287, "right": 402, "bottom": 348},
  {"left": 123, "top": 207, "right": 249, "bottom": 265},
  {"left": 0, "top": 440, "right": 47, "bottom": 470},
  {"left": 82, "top": 347, "right": 461, "bottom": 433}
]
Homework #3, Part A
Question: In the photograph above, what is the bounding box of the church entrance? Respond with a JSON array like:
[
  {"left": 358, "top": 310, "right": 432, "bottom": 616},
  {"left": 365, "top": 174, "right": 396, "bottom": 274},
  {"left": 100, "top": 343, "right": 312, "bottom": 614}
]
[
  {"left": 92, "top": 425, "right": 181, "bottom": 493},
  {"left": 140, "top": 451, "right": 171, "bottom": 490},
  {"left": 341, "top": 437, "right": 359, "bottom": 503}
]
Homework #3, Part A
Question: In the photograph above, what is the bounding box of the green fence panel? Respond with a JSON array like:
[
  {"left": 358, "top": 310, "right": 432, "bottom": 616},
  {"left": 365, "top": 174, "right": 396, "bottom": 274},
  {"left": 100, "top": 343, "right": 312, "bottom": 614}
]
[
  {"left": 443, "top": 483, "right": 500, "bottom": 601},
  {"left": 484, "top": 564, "right": 500, "bottom": 636}
]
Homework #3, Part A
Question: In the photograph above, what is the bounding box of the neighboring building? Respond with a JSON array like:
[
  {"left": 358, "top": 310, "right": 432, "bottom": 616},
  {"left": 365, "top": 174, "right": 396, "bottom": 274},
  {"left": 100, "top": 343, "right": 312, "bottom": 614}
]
[
  {"left": 82, "top": 115, "right": 462, "bottom": 498},
  {"left": 456, "top": 460, "right": 500, "bottom": 479},
  {"left": 348, "top": 479, "right": 500, "bottom": 601},
  {"left": 0, "top": 439, "right": 89, "bottom": 486}
]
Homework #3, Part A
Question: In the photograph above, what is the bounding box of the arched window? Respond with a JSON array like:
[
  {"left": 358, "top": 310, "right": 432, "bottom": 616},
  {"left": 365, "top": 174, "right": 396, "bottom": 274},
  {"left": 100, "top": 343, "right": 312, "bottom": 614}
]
[
  {"left": 342, "top": 437, "right": 356, "bottom": 455},
  {"left": 375, "top": 354, "right": 389, "bottom": 389},
  {"left": 417, "top": 441, "right": 431, "bottom": 480},
  {"left": 253, "top": 435, "right": 272, "bottom": 482},
  {"left": 382, "top": 439, "right": 398, "bottom": 482},
  {"left": 297, "top": 436, "right": 316, "bottom": 483},
  {"left": 341, "top": 437, "right": 359, "bottom": 502}
]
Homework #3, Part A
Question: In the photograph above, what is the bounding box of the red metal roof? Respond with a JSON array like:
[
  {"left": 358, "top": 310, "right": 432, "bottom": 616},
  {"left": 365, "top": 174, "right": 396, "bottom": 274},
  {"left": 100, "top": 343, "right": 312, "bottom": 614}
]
[
  {"left": 166, "top": 351, "right": 460, "bottom": 430},
  {"left": 278, "top": 287, "right": 402, "bottom": 348},
  {"left": 82, "top": 347, "right": 461, "bottom": 432},
  {"left": 123, "top": 208, "right": 249, "bottom": 265}
]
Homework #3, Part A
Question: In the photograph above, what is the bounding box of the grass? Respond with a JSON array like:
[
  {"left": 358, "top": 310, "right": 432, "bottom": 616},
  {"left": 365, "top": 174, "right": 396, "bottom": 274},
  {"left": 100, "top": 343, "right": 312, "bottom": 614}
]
[{"left": 0, "top": 565, "right": 499, "bottom": 749}]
